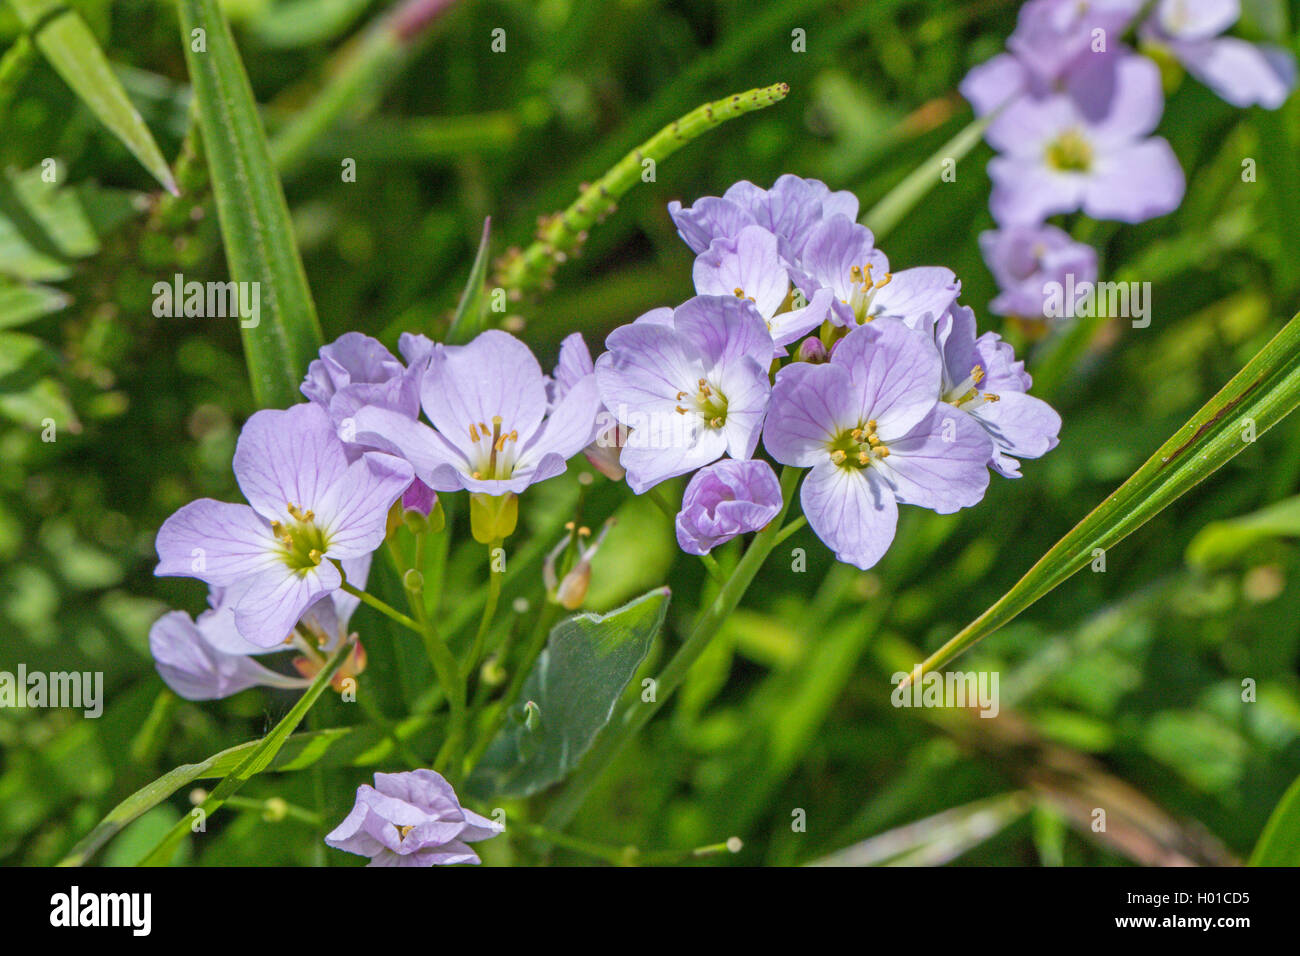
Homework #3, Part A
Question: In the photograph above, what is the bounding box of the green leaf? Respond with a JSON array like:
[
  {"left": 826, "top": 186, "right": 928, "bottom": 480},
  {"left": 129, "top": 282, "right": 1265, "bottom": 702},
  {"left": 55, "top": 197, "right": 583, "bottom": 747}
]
[
  {"left": 466, "top": 588, "right": 670, "bottom": 800},
  {"left": 444, "top": 217, "right": 492, "bottom": 345},
  {"left": 135, "top": 638, "right": 353, "bottom": 865},
  {"left": 1250, "top": 771, "right": 1300, "bottom": 866},
  {"left": 8, "top": 0, "right": 177, "bottom": 194},
  {"left": 1186, "top": 494, "right": 1300, "bottom": 570},
  {"left": 911, "top": 309, "right": 1300, "bottom": 681},
  {"left": 178, "top": 0, "right": 324, "bottom": 408},
  {"left": 59, "top": 714, "right": 434, "bottom": 866},
  {"left": 0, "top": 279, "right": 69, "bottom": 329}
]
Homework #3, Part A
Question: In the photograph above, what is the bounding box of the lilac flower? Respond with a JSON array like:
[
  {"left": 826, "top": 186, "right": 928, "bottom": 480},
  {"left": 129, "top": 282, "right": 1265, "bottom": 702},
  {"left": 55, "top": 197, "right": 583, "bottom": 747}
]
[
  {"left": 928, "top": 305, "right": 1062, "bottom": 478},
  {"left": 301, "top": 332, "right": 425, "bottom": 451},
  {"left": 1142, "top": 0, "right": 1296, "bottom": 109},
  {"left": 763, "top": 319, "right": 993, "bottom": 570},
  {"left": 594, "top": 295, "right": 773, "bottom": 493},
  {"left": 325, "top": 770, "right": 503, "bottom": 867},
  {"left": 987, "top": 55, "right": 1184, "bottom": 224},
  {"left": 668, "top": 175, "right": 859, "bottom": 265},
  {"left": 799, "top": 216, "right": 960, "bottom": 330},
  {"left": 348, "top": 329, "right": 599, "bottom": 495},
  {"left": 552, "top": 332, "right": 627, "bottom": 481},
  {"left": 979, "top": 224, "right": 1098, "bottom": 319},
  {"left": 675, "top": 458, "right": 783, "bottom": 555},
  {"left": 155, "top": 403, "right": 412, "bottom": 647},
  {"left": 961, "top": 0, "right": 1143, "bottom": 118},
  {"left": 692, "top": 225, "right": 837, "bottom": 350},
  {"left": 149, "top": 557, "right": 371, "bottom": 700}
]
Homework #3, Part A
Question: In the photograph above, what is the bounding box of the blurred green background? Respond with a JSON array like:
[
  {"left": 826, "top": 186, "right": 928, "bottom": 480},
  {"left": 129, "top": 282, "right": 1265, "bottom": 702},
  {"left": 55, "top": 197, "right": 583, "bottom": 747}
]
[{"left": 2, "top": 0, "right": 1300, "bottom": 866}]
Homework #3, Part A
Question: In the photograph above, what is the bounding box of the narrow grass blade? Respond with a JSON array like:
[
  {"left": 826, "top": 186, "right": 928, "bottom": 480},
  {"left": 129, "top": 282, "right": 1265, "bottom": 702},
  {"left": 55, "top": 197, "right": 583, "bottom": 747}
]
[
  {"left": 444, "top": 217, "right": 491, "bottom": 344},
  {"left": 178, "top": 0, "right": 324, "bottom": 407},
  {"left": 9, "top": 0, "right": 177, "bottom": 194},
  {"left": 908, "top": 310, "right": 1300, "bottom": 684}
]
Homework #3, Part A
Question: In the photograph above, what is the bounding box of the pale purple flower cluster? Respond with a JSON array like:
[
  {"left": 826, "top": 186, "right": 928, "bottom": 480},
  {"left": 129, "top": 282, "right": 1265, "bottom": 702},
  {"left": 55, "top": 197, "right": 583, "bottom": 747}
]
[
  {"left": 595, "top": 176, "right": 1060, "bottom": 567},
  {"left": 965, "top": 0, "right": 1294, "bottom": 321}
]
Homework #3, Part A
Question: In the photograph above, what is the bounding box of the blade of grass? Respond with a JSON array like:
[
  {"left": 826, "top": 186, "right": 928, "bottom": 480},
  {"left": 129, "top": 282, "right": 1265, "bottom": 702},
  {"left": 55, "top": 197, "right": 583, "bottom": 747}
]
[
  {"left": 9, "top": 0, "right": 177, "bottom": 193},
  {"left": 177, "top": 0, "right": 324, "bottom": 407},
  {"left": 906, "top": 309, "right": 1300, "bottom": 685},
  {"left": 134, "top": 638, "right": 355, "bottom": 866}
]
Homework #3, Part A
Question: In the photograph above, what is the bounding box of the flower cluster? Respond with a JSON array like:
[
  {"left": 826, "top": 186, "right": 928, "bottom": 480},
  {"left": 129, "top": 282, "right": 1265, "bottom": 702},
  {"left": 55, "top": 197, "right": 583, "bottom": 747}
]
[
  {"left": 146, "top": 174, "right": 1060, "bottom": 865},
  {"left": 964, "top": 0, "right": 1295, "bottom": 321}
]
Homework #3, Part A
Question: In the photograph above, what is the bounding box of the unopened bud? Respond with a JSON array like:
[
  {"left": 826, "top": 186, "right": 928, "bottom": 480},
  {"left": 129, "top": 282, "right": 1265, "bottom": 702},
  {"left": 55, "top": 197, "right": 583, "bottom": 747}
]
[
  {"left": 469, "top": 492, "right": 518, "bottom": 543},
  {"left": 794, "top": 336, "right": 828, "bottom": 364}
]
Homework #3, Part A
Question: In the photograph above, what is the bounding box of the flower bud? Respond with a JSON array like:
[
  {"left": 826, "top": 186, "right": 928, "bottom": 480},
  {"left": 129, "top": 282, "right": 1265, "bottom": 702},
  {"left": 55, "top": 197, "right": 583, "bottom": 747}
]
[
  {"left": 794, "top": 336, "right": 828, "bottom": 364},
  {"left": 584, "top": 423, "right": 628, "bottom": 481}
]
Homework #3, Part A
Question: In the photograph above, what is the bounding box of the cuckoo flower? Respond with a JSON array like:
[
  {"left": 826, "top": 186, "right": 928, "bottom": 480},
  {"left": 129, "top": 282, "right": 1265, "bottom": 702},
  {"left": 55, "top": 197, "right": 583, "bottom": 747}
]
[
  {"left": 763, "top": 319, "right": 992, "bottom": 570},
  {"left": 928, "top": 305, "right": 1061, "bottom": 478},
  {"left": 800, "top": 216, "right": 960, "bottom": 330},
  {"left": 348, "top": 329, "right": 600, "bottom": 496},
  {"left": 962, "top": 0, "right": 1142, "bottom": 117},
  {"left": 595, "top": 295, "right": 772, "bottom": 493},
  {"left": 155, "top": 403, "right": 412, "bottom": 647},
  {"left": 692, "top": 225, "right": 837, "bottom": 350},
  {"left": 675, "top": 458, "right": 783, "bottom": 555},
  {"left": 987, "top": 54, "right": 1184, "bottom": 224},
  {"left": 668, "top": 174, "right": 859, "bottom": 267},
  {"left": 552, "top": 332, "right": 626, "bottom": 480},
  {"left": 149, "top": 556, "right": 370, "bottom": 700},
  {"left": 1141, "top": 0, "right": 1296, "bottom": 109},
  {"left": 325, "top": 770, "right": 503, "bottom": 866},
  {"left": 301, "top": 332, "right": 427, "bottom": 450},
  {"left": 980, "top": 224, "right": 1098, "bottom": 319}
]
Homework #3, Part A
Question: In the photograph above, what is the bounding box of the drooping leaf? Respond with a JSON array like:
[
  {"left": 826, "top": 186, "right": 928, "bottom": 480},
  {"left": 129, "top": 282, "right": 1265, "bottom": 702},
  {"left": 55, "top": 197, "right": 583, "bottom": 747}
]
[
  {"left": 466, "top": 588, "right": 670, "bottom": 800},
  {"left": 1186, "top": 494, "right": 1300, "bottom": 570},
  {"left": 177, "top": 0, "right": 324, "bottom": 407},
  {"left": 911, "top": 309, "right": 1300, "bottom": 680},
  {"left": 8, "top": 0, "right": 177, "bottom": 193},
  {"left": 0, "top": 279, "right": 69, "bottom": 330}
]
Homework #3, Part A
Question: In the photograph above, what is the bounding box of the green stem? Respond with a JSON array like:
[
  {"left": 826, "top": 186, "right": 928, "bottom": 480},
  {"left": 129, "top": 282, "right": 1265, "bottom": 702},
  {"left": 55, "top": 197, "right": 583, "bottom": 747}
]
[
  {"left": 465, "top": 539, "right": 504, "bottom": 673},
  {"left": 771, "top": 515, "right": 807, "bottom": 548},
  {"left": 339, "top": 580, "right": 421, "bottom": 634},
  {"left": 494, "top": 82, "right": 790, "bottom": 297},
  {"left": 542, "top": 466, "right": 801, "bottom": 830}
]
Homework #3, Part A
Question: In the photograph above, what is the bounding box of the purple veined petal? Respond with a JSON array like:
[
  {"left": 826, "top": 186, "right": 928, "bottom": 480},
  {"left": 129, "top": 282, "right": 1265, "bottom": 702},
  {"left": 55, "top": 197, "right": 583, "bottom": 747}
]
[
  {"left": 226, "top": 561, "right": 341, "bottom": 648},
  {"left": 807, "top": 179, "right": 861, "bottom": 227},
  {"left": 831, "top": 319, "right": 943, "bottom": 439},
  {"left": 763, "top": 362, "right": 857, "bottom": 466},
  {"left": 552, "top": 332, "right": 595, "bottom": 401},
  {"left": 981, "top": 225, "right": 1099, "bottom": 319},
  {"left": 420, "top": 329, "right": 549, "bottom": 457},
  {"left": 715, "top": 356, "right": 771, "bottom": 461},
  {"left": 672, "top": 294, "right": 775, "bottom": 372},
  {"left": 301, "top": 553, "right": 371, "bottom": 641},
  {"left": 989, "top": 157, "right": 1088, "bottom": 225},
  {"left": 373, "top": 769, "right": 462, "bottom": 814},
  {"left": 769, "top": 287, "right": 836, "bottom": 347},
  {"left": 458, "top": 808, "right": 506, "bottom": 842},
  {"left": 316, "top": 452, "right": 413, "bottom": 559},
  {"left": 195, "top": 602, "right": 281, "bottom": 656},
  {"left": 868, "top": 266, "right": 961, "bottom": 327},
  {"left": 798, "top": 215, "right": 884, "bottom": 298},
  {"left": 800, "top": 461, "right": 899, "bottom": 570},
  {"left": 931, "top": 304, "right": 980, "bottom": 394},
  {"left": 397, "top": 331, "right": 437, "bottom": 366},
  {"left": 873, "top": 404, "right": 993, "bottom": 513},
  {"left": 1155, "top": 0, "right": 1240, "bottom": 41},
  {"left": 692, "top": 226, "right": 790, "bottom": 319},
  {"left": 301, "top": 332, "right": 406, "bottom": 407},
  {"left": 667, "top": 196, "right": 757, "bottom": 253},
  {"left": 985, "top": 93, "right": 1077, "bottom": 156},
  {"left": 1081, "top": 137, "right": 1185, "bottom": 223},
  {"left": 595, "top": 324, "right": 707, "bottom": 424},
  {"left": 348, "top": 406, "right": 469, "bottom": 490},
  {"left": 398, "top": 841, "right": 483, "bottom": 866},
  {"left": 1174, "top": 36, "right": 1296, "bottom": 109},
  {"left": 155, "top": 499, "right": 280, "bottom": 586},
  {"left": 521, "top": 372, "right": 601, "bottom": 462},
  {"left": 970, "top": 390, "right": 1062, "bottom": 465},
  {"left": 232, "top": 403, "right": 350, "bottom": 523},
  {"left": 1086, "top": 54, "right": 1166, "bottom": 146},
  {"left": 149, "top": 610, "right": 297, "bottom": 701},
  {"left": 324, "top": 795, "right": 390, "bottom": 858},
  {"left": 960, "top": 52, "right": 1027, "bottom": 115},
  {"left": 675, "top": 458, "right": 782, "bottom": 555},
  {"left": 759, "top": 175, "right": 834, "bottom": 253},
  {"left": 975, "top": 332, "right": 1034, "bottom": 392},
  {"left": 618, "top": 427, "right": 728, "bottom": 494},
  {"left": 400, "top": 478, "right": 437, "bottom": 516}
]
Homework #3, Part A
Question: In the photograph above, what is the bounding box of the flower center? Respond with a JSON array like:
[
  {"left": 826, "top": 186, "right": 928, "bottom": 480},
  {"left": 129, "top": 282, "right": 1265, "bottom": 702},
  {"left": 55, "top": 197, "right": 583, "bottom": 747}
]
[
  {"left": 271, "top": 503, "right": 330, "bottom": 574},
  {"left": 843, "top": 263, "right": 892, "bottom": 324},
  {"left": 828, "top": 421, "right": 891, "bottom": 469},
  {"left": 395, "top": 824, "right": 414, "bottom": 841},
  {"left": 675, "top": 378, "right": 728, "bottom": 429},
  {"left": 1045, "top": 129, "right": 1093, "bottom": 172},
  {"left": 468, "top": 415, "right": 521, "bottom": 481},
  {"left": 944, "top": 364, "right": 1001, "bottom": 410}
]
